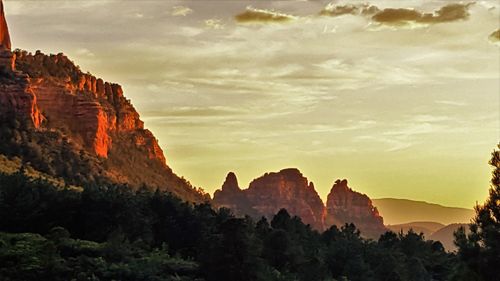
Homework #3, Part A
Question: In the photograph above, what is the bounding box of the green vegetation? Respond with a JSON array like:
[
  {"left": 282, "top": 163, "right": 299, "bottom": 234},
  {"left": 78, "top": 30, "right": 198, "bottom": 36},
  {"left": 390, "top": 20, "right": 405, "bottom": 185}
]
[
  {"left": 453, "top": 145, "right": 500, "bottom": 281},
  {"left": 14, "top": 49, "right": 82, "bottom": 83},
  {"left": 0, "top": 170, "right": 476, "bottom": 281},
  {"left": 0, "top": 113, "right": 105, "bottom": 186},
  {"left": 0, "top": 105, "right": 496, "bottom": 280},
  {"left": 0, "top": 110, "right": 208, "bottom": 203}
]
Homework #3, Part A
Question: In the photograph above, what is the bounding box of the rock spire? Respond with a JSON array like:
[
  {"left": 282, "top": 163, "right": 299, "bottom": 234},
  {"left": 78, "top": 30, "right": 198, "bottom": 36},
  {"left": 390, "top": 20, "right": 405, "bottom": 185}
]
[{"left": 0, "top": 0, "right": 11, "bottom": 50}]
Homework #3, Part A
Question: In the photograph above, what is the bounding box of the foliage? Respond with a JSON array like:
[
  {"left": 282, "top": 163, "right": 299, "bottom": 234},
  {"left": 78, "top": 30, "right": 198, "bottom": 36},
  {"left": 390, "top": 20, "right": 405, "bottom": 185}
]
[
  {"left": 0, "top": 172, "right": 460, "bottom": 281},
  {"left": 0, "top": 113, "right": 105, "bottom": 186},
  {"left": 14, "top": 49, "right": 82, "bottom": 83},
  {"left": 454, "top": 144, "right": 500, "bottom": 281}
]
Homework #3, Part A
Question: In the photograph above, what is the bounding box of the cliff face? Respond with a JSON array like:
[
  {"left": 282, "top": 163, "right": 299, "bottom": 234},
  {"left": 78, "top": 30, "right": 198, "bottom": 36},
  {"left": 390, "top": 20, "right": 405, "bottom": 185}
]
[
  {"left": 0, "top": 49, "right": 208, "bottom": 202},
  {"left": 214, "top": 170, "right": 387, "bottom": 237},
  {"left": 14, "top": 51, "right": 154, "bottom": 159},
  {"left": 0, "top": 1, "right": 10, "bottom": 51},
  {"left": 0, "top": 3, "right": 40, "bottom": 126},
  {"left": 0, "top": 49, "right": 207, "bottom": 202},
  {"left": 213, "top": 172, "right": 248, "bottom": 212},
  {"left": 0, "top": 5, "right": 207, "bottom": 202},
  {"left": 0, "top": 70, "right": 43, "bottom": 128},
  {"left": 325, "top": 179, "right": 386, "bottom": 238},
  {"left": 214, "top": 169, "right": 326, "bottom": 231}
]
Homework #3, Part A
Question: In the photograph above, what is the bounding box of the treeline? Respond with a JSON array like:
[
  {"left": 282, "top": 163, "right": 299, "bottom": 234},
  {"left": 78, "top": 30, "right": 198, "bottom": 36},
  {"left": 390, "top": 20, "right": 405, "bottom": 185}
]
[{"left": 0, "top": 171, "right": 488, "bottom": 281}]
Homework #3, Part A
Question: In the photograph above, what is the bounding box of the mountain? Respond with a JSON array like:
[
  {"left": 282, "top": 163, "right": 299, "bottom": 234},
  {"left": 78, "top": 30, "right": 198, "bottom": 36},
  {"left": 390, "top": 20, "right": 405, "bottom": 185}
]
[
  {"left": 373, "top": 198, "right": 474, "bottom": 225},
  {"left": 214, "top": 168, "right": 326, "bottom": 230},
  {"left": 326, "top": 179, "right": 387, "bottom": 238},
  {"left": 213, "top": 169, "right": 387, "bottom": 238},
  {"left": 386, "top": 221, "right": 445, "bottom": 237},
  {"left": 429, "top": 223, "right": 468, "bottom": 252},
  {"left": 0, "top": 7, "right": 208, "bottom": 203},
  {"left": 386, "top": 221, "right": 468, "bottom": 252},
  {"left": 0, "top": 1, "right": 9, "bottom": 51}
]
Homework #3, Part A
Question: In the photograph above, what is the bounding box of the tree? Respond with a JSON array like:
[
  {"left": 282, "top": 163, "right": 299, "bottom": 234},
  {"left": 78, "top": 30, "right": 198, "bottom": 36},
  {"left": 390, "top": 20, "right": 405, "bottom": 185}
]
[
  {"left": 199, "top": 218, "right": 266, "bottom": 281},
  {"left": 455, "top": 144, "right": 500, "bottom": 281}
]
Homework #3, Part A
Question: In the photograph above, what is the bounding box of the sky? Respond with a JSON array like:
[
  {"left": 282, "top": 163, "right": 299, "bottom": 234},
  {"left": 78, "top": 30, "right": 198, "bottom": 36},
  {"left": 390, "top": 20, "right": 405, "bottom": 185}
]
[{"left": 5, "top": 0, "right": 499, "bottom": 208}]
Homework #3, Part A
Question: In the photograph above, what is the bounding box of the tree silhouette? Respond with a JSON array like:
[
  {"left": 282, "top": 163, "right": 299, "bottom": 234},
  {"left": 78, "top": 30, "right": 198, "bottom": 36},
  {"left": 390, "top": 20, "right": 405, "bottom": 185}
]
[{"left": 455, "top": 144, "right": 500, "bottom": 281}]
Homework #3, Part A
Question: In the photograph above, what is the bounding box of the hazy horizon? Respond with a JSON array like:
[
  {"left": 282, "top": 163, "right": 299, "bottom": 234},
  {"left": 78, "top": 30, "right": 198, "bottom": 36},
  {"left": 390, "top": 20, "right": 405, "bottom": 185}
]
[{"left": 5, "top": 0, "right": 498, "bottom": 209}]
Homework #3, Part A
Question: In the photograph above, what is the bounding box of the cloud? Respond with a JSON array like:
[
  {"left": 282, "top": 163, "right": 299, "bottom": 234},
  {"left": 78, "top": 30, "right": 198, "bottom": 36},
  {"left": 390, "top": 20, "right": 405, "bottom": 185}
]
[
  {"left": 435, "top": 100, "right": 467, "bottom": 107},
  {"left": 319, "top": 3, "right": 380, "bottom": 17},
  {"left": 143, "top": 106, "right": 245, "bottom": 118},
  {"left": 489, "top": 29, "right": 500, "bottom": 45},
  {"left": 75, "top": 48, "right": 95, "bottom": 57},
  {"left": 205, "top": 19, "right": 224, "bottom": 30},
  {"left": 235, "top": 6, "right": 298, "bottom": 24},
  {"left": 171, "top": 6, "right": 193, "bottom": 17},
  {"left": 372, "top": 3, "right": 472, "bottom": 26}
]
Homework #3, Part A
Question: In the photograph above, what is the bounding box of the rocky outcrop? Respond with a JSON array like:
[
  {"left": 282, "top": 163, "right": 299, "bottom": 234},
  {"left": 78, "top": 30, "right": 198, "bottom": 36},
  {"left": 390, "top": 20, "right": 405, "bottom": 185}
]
[
  {"left": 0, "top": 2, "right": 207, "bottom": 203},
  {"left": 213, "top": 172, "right": 248, "bottom": 211},
  {"left": 0, "top": 0, "right": 11, "bottom": 51},
  {"left": 0, "top": 74, "right": 43, "bottom": 128},
  {"left": 214, "top": 170, "right": 388, "bottom": 236},
  {"left": 214, "top": 169, "right": 326, "bottom": 231},
  {"left": 1, "top": 49, "right": 205, "bottom": 200},
  {"left": 0, "top": 24, "right": 43, "bottom": 129},
  {"left": 325, "top": 179, "right": 386, "bottom": 238},
  {"left": 14, "top": 51, "right": 163, "bottom": 163}
]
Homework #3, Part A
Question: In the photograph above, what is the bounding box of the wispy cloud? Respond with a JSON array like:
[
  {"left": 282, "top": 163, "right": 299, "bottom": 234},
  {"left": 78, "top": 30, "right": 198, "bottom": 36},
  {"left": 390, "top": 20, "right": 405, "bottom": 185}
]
[
  {"left": 171, "top": 6, "right": 193, "bottom": 17},
  {"left": 320, "top": 3, "right": 379, "bottom": 17},
  {"left": 205, "top": 18, "right": 224, "bottom": 30},
  {"left": 435, "top": 100, "right": 467, "bottom": 107}
]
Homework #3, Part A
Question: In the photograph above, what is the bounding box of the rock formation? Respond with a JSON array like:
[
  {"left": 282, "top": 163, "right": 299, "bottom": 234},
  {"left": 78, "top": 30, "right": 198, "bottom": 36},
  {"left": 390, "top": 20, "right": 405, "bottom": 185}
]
[
  {"left": 0, "top": 4, "right": 43, "bottom": 128},
  {"left": 0, "top": 3, "right": 207, "bottom": 203},
  {"left": 214, "top": 170, "right": 388, "bottom": 237},
  {"left": 0, "top": 0, "right": 11, "bottom": 51},
  {"left": 325, "top": 179, "right": 386, "bottom": 238},
  {"left": 213, "top": 172, "right": 249, "bottom": 212},
  {"left": 214, "top": 168, "right": 326, "bottom": 231}
]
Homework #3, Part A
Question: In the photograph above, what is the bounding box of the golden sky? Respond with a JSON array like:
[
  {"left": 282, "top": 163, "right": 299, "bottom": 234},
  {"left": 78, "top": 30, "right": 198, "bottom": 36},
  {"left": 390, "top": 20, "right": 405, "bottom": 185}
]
[{"left": 6, "top": 0, "right": 499, "bottom": 208}]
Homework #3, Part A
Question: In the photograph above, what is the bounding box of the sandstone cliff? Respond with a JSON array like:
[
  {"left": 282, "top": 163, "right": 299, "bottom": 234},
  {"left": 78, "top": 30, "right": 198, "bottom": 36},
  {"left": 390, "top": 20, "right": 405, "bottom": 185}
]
[
  {"left": 325, "top": 179, "right": 386, "bottom": 238},
  {"left": 0, "top": 3, "right": 207, "bottom": 203},
  {"left": 0, "top": 0, "right": 10, "bottom": 51},
  {"left": 214, "top": 170, "right": 388, "bottom": 237},
  {"left": 214, "top": 169, "right": 326, "bottom": 231}
]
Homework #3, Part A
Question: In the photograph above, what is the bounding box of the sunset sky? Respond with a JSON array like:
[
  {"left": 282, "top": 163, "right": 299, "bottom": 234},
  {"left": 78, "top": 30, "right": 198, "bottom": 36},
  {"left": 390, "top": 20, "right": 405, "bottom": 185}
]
[{"left": 6, "top": 0, "right": 499, "bottom": 208}]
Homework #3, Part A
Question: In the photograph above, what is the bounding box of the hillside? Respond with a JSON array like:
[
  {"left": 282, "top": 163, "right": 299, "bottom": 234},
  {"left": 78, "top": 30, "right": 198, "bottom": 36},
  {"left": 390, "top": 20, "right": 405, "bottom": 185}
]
[
  {"left": 0, "top": 4, "right": 208, "bottom": 203},
  {"left": 429, "top": 223, "right": 468, "bottom": 252},
  {"left": 373, "top": 198, "right": 474, "bottom": 225},
  {"left": 387, "top": 221, "right": 470, "bottom": 252}
]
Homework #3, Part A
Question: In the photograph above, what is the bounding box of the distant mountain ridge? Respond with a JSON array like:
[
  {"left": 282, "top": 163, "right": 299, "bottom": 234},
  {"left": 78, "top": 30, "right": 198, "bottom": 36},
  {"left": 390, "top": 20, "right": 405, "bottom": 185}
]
[
  {"left": 373, "top": 198, "right": 474, "bottom": 225},
  {"left": 386, "top": 221, "right": 445, "bottom": 238},
  {"left": 387, "top": 221, "right": 468, "bottom": 252},
  {"left": 429, "top": 223, "right": 468, "bottom": 252}
]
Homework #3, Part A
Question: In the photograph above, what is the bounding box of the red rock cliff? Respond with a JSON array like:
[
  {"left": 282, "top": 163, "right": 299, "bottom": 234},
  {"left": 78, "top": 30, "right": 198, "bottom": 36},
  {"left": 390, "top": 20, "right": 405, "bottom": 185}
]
[
  {"left": 325, "top": 179, "right": 386, "bottom": 238},
  {"left": 214, "top": 170, "right": 388, "bottom": 236},
  {"left": 14, "top": 50, "right": 163, "bottom": 163},
  {"left": 0, "top": 49, "right": 207, "bottom": 202},
  {"left": 0, "top": 0, "right": 11, "bottom": 51},
  {"left": 213, "top": 168, "right": 327, "bottom": 231},
  {"left": 0, "top": 9, "right": 42, "bottom": 128},
  {"left": 0, "top": 2, "right": 207, "bottom": 202}
]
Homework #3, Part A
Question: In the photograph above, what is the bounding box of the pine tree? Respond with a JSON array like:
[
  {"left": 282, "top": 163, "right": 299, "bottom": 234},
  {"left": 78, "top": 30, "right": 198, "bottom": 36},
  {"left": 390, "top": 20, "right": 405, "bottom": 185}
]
[{"left": 455, "top": 144, "right": 500, "bottom": 281}]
